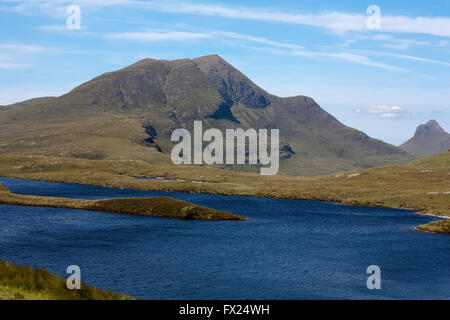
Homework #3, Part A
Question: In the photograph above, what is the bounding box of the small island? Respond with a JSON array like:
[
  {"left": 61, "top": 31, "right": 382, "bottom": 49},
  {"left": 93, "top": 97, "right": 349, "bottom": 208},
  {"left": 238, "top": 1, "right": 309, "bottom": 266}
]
[
  {"left": 0, "top": 183, "right": 246, "bottom": 221},
  {"left": 415, "top": 220, "right": 450, "bottom": 235}
]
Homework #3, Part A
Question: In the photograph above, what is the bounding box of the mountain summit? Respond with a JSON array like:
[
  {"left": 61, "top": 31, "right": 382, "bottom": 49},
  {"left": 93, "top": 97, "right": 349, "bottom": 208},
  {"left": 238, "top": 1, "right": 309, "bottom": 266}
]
[
  {"left": 0, "top": 55, "right": 414, "bottom": 175},
  {"left": 417, "top": 120, "right": 447, "bottom": 135},
  {"left": 400, "top": 120, "right": 450, "bottom": 157}
]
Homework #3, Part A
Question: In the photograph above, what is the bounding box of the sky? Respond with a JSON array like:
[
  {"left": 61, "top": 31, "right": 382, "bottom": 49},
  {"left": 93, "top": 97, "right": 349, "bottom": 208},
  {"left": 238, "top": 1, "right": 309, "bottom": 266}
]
[{"left": 0, "top": 0, "right": 449, "bottom": 145}]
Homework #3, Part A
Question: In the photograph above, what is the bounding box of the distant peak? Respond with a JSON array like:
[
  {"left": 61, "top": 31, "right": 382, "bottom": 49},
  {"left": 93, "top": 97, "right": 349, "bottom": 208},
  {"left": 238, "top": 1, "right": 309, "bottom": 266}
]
[
  {"left": 415, "top": 120, "right": 447, "bottom": 136},
  {"left": 425, "top": 120, "right": 440, "bottom": 128},
  {"left": 425, "top": 120, "right": 445, "bottom": 132}
]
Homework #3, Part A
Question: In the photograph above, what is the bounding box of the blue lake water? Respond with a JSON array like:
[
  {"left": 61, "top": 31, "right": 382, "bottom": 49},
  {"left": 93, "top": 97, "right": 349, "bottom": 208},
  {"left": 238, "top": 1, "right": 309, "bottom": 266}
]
[{"left": 0, "top": 176, "right": 449, "bottom": 300}]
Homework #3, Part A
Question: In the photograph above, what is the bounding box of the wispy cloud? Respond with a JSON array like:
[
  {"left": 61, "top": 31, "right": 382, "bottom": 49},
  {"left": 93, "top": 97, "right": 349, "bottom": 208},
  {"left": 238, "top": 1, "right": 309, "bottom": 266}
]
[
  {"left": 103, "top": 28, "right": 408, "bottom": 72},
  {"left": 213, "top": 31, "right": 303, "bottom": 50},
  {"left": 0, "top": 61, "right": 28, "bottom": 69},
  {"left": 0, "top": 55, "right": 28, "bottom": 69},
  {"left": 0, "top": 42, "right": 94, "bottom": 56},
  {"left": 105, "top": 29, "right": 304, "bottom": 49},
  {"left": 253, "top": 46, "right": 411, "bottom": 73},
  {"left": 8, "top": 1, "right": 450, "bottom": 37},
  {"left": 11, "top": 1, "right": 450, "bottom": 73},
  {"left": 222, "top": 31, "right": 448, "bottom": 71},
  {"left": 0, "top": 44, "right": 33, "bottom": 69},
  {"left": 365, "top": 50, "right": 450, "bottom": 67},
  {"left": 132, "top": 1, "right": 450, "bottom": 37},
  {"left": 327, "top": 53, "right": 409, "bottom": 72},
  {"left": 354, "top": 105, "right": 406, "bottom": 119},
  {"left": 377, "top": 36, "right": 431, "bottom": 50},
  {"left": 0, "top": 42, "right": 95, "bottom": 70},
  {"left": 0, "top": 43, "right": 46, "bottom": 53},
  {"left": 36, "top": 24, "right": 70, "bottom": 32},
  {"left": 105, "top": 30, "right": 213, "bottom": 41}
]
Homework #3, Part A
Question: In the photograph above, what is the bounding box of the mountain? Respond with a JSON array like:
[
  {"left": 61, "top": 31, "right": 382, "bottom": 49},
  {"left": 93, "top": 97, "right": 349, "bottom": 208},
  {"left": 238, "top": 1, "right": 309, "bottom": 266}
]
[
  {"left": 400, "top": 120, "right": 450, "bottom": 157},
  {"left": 0, "top": 54, "right": 414, "bottom": 175}
]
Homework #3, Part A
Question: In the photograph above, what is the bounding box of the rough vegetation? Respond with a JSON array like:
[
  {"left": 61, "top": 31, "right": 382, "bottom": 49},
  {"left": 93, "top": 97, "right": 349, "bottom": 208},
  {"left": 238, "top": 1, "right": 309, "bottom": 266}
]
[
  {"left": 0, "top": 260, "right": 132, "bottom": 300},
  {"left": 415, "top": 220, "right": 450, "bottom": 235}
]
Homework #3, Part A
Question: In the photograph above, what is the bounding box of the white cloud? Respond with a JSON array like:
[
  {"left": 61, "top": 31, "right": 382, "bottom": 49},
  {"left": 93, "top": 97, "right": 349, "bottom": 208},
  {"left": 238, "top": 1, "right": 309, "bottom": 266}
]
[
  {"left": 216, "top": 31, "right": 447, "bottom": 72},
  {"left": 382, "top": 39, "right": 430, "bottom": 50},
  {"left": 105, "top": 31, "right": 213, "bottom": 41},
  {"left": 132, "top": 2, "right": 450, "bottom": 37},
  {"left": 338, "top": 34, "right": 433, "bottom": 50},
  {"left": 36, "top": 24, "right": 69, "bottom": 32},
  {"left": 8, "top": 1, "right": 450, "bottom": 37},
  {"left": 366, "top": 50, "right": 450, "bottom": 67},
  {"left": 381, "top": 15, "right": 450, "bottom": 38},
  {"left": 373, "top": 34, "right": 393, "bottom": 41},
  {"left": 105, "top": 30, "right": 304, "bottom": 48},
  {"left": 329, "top": 53, "right": 409, "bottom": 72},
  {"left": 104, "top": 28, "right": 410, "bottom": 72},
  {"left": 133, "top": 1, "right": 450, "bottom": 37},
  {"left": 0, "top": 43, "right": 46, "bottom": 53},
  {"left": 214, "top": 31, "right": 303, "bottom": 50},
  {"left": 0, "top": 52, "right": 29, "bottom": 69},
  {"left": 0, "top": 61, "right": 28, "bottom": 69},
  {"left": 354, "top": 105, "right": 406, "bottom": 119},
  {"left": 255, "top": 46, "right": 412, "bottom": 73}
]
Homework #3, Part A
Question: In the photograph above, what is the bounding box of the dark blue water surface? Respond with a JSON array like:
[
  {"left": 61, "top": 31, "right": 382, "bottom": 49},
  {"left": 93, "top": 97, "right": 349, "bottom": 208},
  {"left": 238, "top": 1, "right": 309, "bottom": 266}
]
[{"left": 0, "top": 177, "right": 449, "bottom": 300}]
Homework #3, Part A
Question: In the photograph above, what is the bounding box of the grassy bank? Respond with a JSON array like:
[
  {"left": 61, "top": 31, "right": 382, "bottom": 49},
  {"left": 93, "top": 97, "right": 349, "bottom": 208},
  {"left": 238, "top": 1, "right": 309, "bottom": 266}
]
[
  {"left": 0, "top": 153, "right": 448, "bottom": 218},
  {"left": 0, "top": 260, "right": 132, "bottom": 300},
  {"left": 415, "top": 220, "right": 450, "bottom": 235},
  {"left": 0, "top": 184, "right": 246, "bottom": 221}
]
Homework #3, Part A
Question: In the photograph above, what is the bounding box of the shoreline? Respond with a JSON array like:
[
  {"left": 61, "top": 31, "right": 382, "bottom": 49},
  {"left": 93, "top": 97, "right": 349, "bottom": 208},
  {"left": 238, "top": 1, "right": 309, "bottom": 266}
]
[
  {"left": 1, "top": 175, "right": 449, "bottom": 234},
  {"left": 0, "top": 152, "right": 448, "bottom": 231},
  {"left": 0, "top": 174, "right": 447, "bottom": 218},
  {"left": 418, "top": 212, "right": 450, "bottom": 219}
]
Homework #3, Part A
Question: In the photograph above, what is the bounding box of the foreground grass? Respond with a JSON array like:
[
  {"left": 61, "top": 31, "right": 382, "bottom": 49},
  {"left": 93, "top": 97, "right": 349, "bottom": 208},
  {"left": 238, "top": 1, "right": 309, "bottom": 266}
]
[
  {"left": 415, "top": 220, "right": 450, "bottom": 235},
  {"left": 0, "top": 185, "right": 245, "bottom": 221},
  {"left": 0, "top": 260, "right": 132, "bottom": 300},
  {"left": 0, "top": 152, "right": 448, "bottom": 220}
]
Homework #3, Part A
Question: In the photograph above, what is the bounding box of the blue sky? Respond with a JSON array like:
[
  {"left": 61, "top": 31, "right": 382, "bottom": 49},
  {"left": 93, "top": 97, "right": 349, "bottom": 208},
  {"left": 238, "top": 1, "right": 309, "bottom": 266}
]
[{"left": 1, "top": 0, "right": 449, "bottom": 145}]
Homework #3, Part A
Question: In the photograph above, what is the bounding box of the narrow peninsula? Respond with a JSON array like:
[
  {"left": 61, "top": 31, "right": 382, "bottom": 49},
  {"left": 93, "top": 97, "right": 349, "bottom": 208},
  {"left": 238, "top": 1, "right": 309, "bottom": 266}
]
[{"left": 0, "top": 183, "right": 246, "bottom": 221}]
